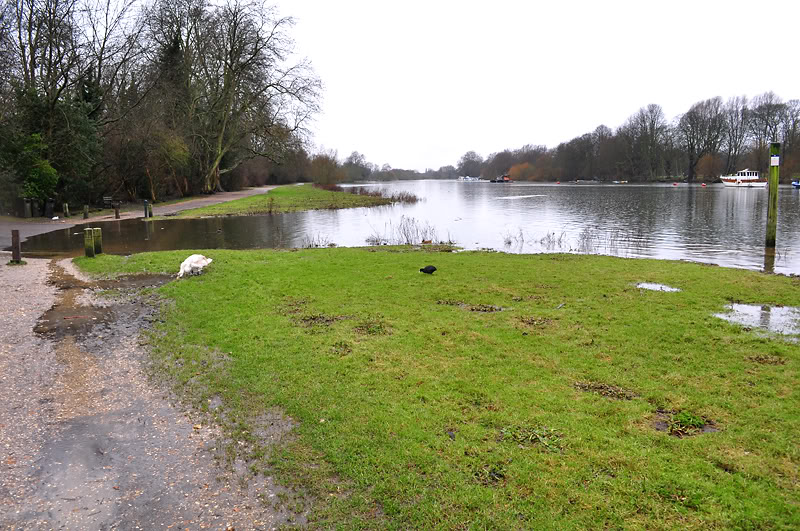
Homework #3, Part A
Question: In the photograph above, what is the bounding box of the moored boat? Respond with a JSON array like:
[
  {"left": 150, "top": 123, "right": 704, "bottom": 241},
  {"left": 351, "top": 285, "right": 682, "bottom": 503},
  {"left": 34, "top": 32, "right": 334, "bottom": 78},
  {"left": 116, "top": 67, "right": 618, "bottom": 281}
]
[
  {"left": 489, "top": 174, "right": 513, "bottom": 183},
  {"left": 720, "top": 169, "right": 767, "bottom": 188},
  {"left": 792, "top": 181, "right": 800, "bottom": 189}
]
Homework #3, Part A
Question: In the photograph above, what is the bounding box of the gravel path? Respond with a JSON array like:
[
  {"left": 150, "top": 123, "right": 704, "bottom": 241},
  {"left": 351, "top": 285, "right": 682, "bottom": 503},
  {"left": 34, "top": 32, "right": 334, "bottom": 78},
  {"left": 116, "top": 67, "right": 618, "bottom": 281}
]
[{"left": 0, "top": 253, "right": 303, "bottom": 529}]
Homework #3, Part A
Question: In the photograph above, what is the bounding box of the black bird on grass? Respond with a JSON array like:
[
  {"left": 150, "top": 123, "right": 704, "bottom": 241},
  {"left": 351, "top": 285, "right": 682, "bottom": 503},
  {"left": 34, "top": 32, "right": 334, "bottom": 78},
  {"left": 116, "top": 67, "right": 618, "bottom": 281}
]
[{"left": 420, "top": 265, "right": 437, "bottom": 274}]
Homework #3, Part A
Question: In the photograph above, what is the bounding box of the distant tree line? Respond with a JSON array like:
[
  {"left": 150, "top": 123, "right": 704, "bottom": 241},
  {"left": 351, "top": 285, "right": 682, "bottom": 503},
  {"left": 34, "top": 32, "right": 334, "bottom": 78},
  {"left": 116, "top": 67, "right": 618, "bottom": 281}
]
[
  {"left": 455, "top": 92, "right": 800, "bottom": 183},
  {"left": 296, "top": 91, "right": 800, "bottom": 187},
  {"left": 0, "top": 0, "right": 320, "bottom": 213}
]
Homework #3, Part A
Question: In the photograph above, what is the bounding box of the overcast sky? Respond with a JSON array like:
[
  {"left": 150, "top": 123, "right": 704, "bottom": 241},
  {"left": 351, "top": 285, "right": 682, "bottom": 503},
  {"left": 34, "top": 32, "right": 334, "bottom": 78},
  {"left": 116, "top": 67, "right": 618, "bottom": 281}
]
[{"left": 273, "top": 0, "right": 800, "bottom": 172}]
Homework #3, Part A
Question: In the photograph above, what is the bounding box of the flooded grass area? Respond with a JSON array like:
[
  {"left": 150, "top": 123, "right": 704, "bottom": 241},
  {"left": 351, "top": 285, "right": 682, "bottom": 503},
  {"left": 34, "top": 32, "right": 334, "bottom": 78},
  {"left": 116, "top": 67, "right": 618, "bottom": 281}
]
[
  {"left": 637, "top": 282, "right": 681, "bottom": 292},
  {"left": 171, "top": 184, "right": 395, "bottom": 218},
  {"left": 73, "top": 248, "right": 800, "bottom": 528},
  {"left": 715, "top": 303, "right": 800, "bottom": 336}
]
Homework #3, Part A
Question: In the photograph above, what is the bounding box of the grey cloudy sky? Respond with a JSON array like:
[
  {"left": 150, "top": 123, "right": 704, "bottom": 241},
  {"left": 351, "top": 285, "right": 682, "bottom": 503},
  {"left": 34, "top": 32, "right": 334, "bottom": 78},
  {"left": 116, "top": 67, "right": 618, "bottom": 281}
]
[{"left": 274, "top": 0, "right": 800, "bottom": 171}]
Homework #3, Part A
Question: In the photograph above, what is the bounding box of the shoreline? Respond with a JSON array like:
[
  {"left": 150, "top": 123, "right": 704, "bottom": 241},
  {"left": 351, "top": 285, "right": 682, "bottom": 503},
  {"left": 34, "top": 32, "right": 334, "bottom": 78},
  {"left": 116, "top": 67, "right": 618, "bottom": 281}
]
[{"left": 0, "top": 186, "right": 278, "bottom": 248}]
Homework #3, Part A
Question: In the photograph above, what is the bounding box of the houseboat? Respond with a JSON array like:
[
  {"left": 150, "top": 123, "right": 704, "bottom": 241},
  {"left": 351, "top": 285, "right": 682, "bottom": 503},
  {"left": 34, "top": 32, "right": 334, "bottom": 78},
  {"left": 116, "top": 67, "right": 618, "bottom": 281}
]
[{"left": 720, "top": 169, "right": 767, "bottom": 188}]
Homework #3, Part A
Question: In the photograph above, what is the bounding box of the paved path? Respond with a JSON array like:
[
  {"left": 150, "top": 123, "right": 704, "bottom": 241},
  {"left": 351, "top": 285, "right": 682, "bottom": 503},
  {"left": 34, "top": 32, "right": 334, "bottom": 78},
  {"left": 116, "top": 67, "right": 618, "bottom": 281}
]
[{"left": 0, "top": 186, "right": 277, "bottom": 248}]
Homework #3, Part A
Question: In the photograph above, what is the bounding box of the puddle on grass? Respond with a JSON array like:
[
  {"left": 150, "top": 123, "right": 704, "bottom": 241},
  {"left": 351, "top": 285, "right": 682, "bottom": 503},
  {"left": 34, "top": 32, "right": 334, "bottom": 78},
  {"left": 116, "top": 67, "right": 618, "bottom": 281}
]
[
  {"left": 636, "top": 282, "right": 680, "bottom": 292},
  {"left": 714, "top": 303, "right": 800, "bottom": 335}
]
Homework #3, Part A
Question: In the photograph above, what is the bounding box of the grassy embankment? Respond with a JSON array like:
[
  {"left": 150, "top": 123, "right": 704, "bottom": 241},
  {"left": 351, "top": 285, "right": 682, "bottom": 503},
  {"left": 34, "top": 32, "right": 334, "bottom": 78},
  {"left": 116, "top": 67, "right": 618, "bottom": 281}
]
[
  {"left": 170, "top": 184, "right": 394, "bottom": 218},
  {"left": 75, "top": 249, "right": 800, "bottom": 528}
]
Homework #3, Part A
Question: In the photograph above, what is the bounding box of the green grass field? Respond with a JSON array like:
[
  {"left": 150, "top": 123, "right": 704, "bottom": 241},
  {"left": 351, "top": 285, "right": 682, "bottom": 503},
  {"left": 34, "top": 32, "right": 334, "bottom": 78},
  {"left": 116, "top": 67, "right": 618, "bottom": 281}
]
[
  {"left": 75, "top": 249, "right": 800, "bottom": 528},
  {"left": 171, "top": 184, "right": 392, "bottom": 218}
]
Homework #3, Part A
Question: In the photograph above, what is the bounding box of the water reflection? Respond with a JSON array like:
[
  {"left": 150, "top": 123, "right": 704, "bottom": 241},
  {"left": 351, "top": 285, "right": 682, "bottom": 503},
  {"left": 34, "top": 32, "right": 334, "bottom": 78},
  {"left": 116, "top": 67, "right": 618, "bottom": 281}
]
[
  {"left": 20, "top": 181, "right": 800, "bottom": 274},
  {"left": 715, "top": 303, "right": 800, "bottom": 335}
]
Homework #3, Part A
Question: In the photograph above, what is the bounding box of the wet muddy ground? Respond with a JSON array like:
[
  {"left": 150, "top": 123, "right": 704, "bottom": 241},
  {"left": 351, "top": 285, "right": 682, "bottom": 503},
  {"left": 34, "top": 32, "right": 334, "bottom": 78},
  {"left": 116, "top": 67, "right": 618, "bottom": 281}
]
[{"left": 0, "top": 255, "right": 303, "bottom": 529}]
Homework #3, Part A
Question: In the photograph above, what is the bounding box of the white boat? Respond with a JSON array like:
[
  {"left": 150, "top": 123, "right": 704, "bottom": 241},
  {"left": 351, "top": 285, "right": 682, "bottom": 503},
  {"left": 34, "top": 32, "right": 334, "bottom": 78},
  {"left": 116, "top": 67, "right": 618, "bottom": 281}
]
[{"left": 720, "top": 169, "right": 767, "bottom": 188}]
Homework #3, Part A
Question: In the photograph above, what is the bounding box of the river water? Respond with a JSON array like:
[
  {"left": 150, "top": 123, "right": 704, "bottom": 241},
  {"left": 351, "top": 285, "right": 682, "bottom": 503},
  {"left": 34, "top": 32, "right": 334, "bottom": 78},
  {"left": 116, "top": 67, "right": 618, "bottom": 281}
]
[{"left": 20, "top": 181, "right": 800, "bottom": 274}]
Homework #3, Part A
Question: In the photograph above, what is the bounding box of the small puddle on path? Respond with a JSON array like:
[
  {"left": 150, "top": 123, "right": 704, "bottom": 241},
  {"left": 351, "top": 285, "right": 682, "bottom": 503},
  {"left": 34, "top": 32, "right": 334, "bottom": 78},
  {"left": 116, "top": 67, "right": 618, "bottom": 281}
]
[
  {"left": 715, "top": 303, "right": 800, "bottom": 336},
  {"left": 35, "top": 263, "right": 171, "bottom": 340},
  {"left": 636, "top": 282, "right": 680, "bottom": 292}
]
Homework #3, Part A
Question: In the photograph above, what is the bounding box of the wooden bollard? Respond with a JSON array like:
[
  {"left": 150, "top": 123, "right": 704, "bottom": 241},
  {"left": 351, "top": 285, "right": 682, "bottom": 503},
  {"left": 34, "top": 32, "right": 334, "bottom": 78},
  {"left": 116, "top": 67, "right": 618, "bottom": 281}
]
[
  {"left": 83, "top": 205, "right": 89, "bottom": 219},
  {"left": 92, "top": 227, "right": 103, "bottom": 254},
  {"left": 63, "top": 203, "right": 70, "bottom": 217},
  {"left": 114, "top": 204, "right": 120, "bottom": 219},
  {"left": 148, "top": 203, "right": 153, "bottom": 218},
  {"left": 11, "top": 229, "right": 22, "bottom": 263},
  {"left": 84, "top": 228, "right": 95, "bottom": 257}
]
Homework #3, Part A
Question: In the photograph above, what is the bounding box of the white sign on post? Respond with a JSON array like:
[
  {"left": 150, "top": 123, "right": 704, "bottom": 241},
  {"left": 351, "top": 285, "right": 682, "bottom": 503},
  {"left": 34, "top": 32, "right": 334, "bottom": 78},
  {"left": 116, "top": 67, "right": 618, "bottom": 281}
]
[{"left": 771, "top": 155, "right": 780, "bottom": 167}]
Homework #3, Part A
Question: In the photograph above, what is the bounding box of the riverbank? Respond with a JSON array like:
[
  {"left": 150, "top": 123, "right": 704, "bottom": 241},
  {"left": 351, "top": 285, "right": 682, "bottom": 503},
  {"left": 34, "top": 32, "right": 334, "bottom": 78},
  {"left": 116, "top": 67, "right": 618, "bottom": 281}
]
[
  {"left": 0, "top": 186, "right": 277, "bottom": 248},
  {"left": 167, "top": 184, "right": 396, "bottom": 218},
  {"left": 73, "top": 248, "right": 800, "bottom": 528}
]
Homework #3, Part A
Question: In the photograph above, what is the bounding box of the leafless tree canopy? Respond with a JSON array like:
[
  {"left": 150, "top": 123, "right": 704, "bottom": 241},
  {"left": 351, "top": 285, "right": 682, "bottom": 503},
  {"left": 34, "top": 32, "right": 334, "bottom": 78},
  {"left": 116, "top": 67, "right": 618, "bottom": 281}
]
[{"left": 0, "top": 0, "right": 319, "bottom": 209}]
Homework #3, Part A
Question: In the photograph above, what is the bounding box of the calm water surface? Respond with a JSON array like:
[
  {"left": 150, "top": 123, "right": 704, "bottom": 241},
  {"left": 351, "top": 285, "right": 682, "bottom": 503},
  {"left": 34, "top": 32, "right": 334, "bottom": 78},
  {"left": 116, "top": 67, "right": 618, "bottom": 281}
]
[{"left": 22, "top": 181, "right": 800, "bottom": 274}]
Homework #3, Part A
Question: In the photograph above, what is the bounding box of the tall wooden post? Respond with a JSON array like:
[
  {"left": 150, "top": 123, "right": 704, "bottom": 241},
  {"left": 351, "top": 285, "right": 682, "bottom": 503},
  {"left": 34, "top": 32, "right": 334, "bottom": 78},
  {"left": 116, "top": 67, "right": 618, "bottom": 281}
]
[
  {"left": 114, "top": 203, "right": 120, "bottom": 219},
  {"left": 92, "top": 227, "right": 103, "bottom": 254},
  {"left": 765, "top": 142, "right": 780, "bottom": 248},
  {"left": 11, "top": 230, "right": 21, "bottom": 263},
  {"left": 84, "top": 228, "right": 95, "bottom": 257},
  {"left": 83, "top": 205, "right": 89, "bottom": 219},
  {"left": 63, "top": 203, "right": 70, "bottom": 217},
  {"left": 147, "top": 203, "right": 153, "bottom": 218}
]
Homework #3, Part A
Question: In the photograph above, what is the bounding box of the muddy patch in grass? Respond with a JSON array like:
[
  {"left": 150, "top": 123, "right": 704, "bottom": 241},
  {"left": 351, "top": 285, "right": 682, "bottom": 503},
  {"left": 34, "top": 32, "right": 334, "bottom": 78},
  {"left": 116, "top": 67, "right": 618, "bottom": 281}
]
[
  {"left": 652, "top": 410, "right": 719, "bottom": 438},
  {"left": 436, "top": 299, "right": 505, "bottom": 313},
  {"left": 354, "top": 316, "right": 391, "bottom": 336},
  {"left": 747, "top": 354, "right": 787, "bottom": 365},
  {"left": 472, "top": 462, "right": 507, "bottom": 486},
  {"left": 281, "top": 296, "right": 310, "bottom": 315},
  {"left": 469, "top": 304, "right": 504, "bottom": 313},
  {"left": 295, "top": 313, "right": 349, "bottom": 328},
  {"left": 498, "top": 425, "right": 564, "bottom": 452},
  {"left": 518, "top": 316, "right": 553, "bottom": 328},
  {"left": 575, "top": 381, "right": 638, "bottom": 400},
  {"left": 331, "top": 341, "right": 352, "bottom": 356}
]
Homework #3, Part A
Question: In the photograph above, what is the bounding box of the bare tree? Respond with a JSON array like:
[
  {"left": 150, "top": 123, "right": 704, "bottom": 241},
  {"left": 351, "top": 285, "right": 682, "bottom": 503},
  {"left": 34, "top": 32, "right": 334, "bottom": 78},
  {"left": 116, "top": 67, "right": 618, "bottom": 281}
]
[
  {"left": 676, "top": 97, "right": 725, "bottom": 181},
  {"left": 456, "top": 150, "right": 483, "bottom": 177},
  {"left": 12, "top": 0, "right": 83, "bottom": 110},
  {"left": 722, "top": 95, "right": 749, "bottom": 174},
  {"left": 750, "top": 91, "right": 785, "bottom": 172},
  {"left": 78, "top": 0, "right": 145, "bottom": 122},
  {"left": 193, "top": 0, "right": 319, "bottom": 192}
]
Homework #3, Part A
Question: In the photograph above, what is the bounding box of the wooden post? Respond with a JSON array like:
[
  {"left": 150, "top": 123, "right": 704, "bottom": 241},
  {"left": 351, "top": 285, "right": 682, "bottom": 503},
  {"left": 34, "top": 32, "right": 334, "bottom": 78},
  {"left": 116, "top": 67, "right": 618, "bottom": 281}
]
[
  {"left": 92, "top": 227, "right": 103, "bottom": 254},
  {"left": 11, "top": 230, "right": 21, "bottom": 263},
  {"left": 765, "top": 142, "right": 780, "bottom": 248},
  {"left": 763, "top": 247, "right": 776, "bottom": 274},
  {"left": 144, "top": 200, "right": 149, "bottom": 218},
  {"left": 114, "top": 203, "right": 120, "bottom": 219},
  {"left": 148, "top": 203, "right": 153, "bottom": 218},
  {"left": 83, "top": 205, "right": 89, "bottom": 219},
  {"left": 63, "top": 203, "right": 70, "bottom": 217},
  {"left": 84, "top": 228, "right": 95, "bottom": 257}
]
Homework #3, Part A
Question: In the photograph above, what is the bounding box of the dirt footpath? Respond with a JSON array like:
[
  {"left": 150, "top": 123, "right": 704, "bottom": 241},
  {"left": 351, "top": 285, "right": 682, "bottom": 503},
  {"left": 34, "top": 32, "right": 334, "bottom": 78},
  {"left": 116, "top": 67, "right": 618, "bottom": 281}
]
[
  {"left": 0, "top": 254, "right": 303, "bottom": 529},
  {"left": 0, "top": 186, "right": 277, "bottom": 248}
]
